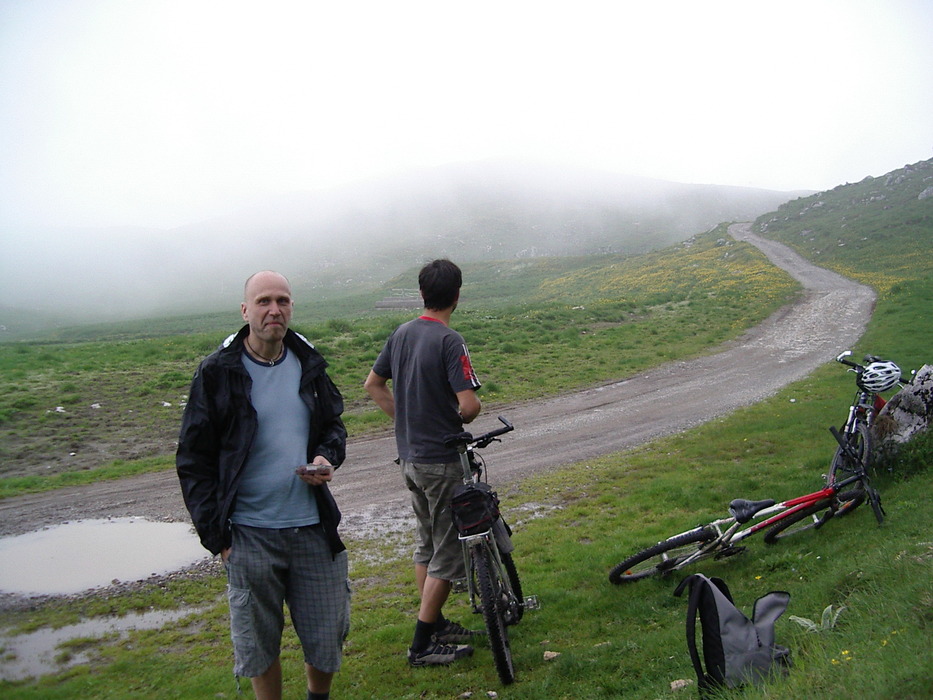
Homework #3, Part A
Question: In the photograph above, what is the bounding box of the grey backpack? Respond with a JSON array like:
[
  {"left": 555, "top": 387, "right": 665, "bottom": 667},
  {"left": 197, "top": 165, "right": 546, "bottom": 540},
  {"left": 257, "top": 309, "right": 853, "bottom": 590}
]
[{"left": 674, "top": 573, "right": 791, "bottom": 694}]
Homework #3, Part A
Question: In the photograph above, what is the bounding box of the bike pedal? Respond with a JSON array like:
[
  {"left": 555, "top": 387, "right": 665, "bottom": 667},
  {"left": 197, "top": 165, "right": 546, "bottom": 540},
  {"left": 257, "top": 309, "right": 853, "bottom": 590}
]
[{"left": 523, "top": 595, "right": 540, "bottom": 611}]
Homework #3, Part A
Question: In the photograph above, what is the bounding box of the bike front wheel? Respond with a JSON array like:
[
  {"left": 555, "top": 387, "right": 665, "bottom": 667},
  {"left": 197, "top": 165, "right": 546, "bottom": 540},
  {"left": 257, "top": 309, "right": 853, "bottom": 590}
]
[
  {"left": 608, "top": 528, "right": 715, "bottom": 584},
  {"left": 473, "top": 545, "right": 515, "bottom": 685},
  {"left": 763, "top": 499, "right": 834, "bottom": 543},
  {"left": 830, "top": 420, "right": 872, "bottom": 478}
]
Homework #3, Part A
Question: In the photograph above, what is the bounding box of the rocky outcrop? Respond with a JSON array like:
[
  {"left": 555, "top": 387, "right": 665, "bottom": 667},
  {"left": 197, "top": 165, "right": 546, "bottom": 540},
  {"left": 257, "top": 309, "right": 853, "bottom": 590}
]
[{"left": 873, "top": 364, "right": 933, "bottom": 460}]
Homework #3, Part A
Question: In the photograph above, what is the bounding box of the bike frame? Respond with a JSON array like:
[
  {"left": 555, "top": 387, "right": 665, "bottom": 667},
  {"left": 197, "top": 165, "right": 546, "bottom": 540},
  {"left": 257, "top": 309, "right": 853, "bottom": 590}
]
[
  {"left": 454, "top": 438, "right": 519, "bottom": 618},
  {"left": 459, "top": 528, "right": 514, "bottom": 616},
  {"left": 836, "top": 367, "right": 885, "bottom": 446},
  {"left": 666, "top": 467, "right": 870, "bottom": 570},
  {"left": 610, "top": 350, "right": 904, "bottom": 583},
  {"left": 446, "top": 416, "right": 524, "bottom": 685}
]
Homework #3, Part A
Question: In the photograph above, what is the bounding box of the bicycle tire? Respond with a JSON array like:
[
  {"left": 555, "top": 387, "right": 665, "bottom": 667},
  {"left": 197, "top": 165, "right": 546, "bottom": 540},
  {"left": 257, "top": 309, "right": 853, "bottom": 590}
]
[
  {"left": 830, "top": 420, "right": 872, "bottom": 478},
  {"left": 608, "top": 528, "right": 715, "bottom": 584},
  {"left": 500, "top": 551, "right": 524, "bottom": 625},
  {"left": 763, "top": 499, "right": 834, "bottom": 543},
  {"left": 473, "top": 545, "right": 515, "bottom": 684}
]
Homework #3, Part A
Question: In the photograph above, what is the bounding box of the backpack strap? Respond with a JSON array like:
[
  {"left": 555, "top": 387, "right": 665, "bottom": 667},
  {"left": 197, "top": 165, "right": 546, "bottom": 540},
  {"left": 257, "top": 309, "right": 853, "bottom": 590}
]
[
  {"left": 709, "top": 576, "right": 735, "bottom": 604},
  {"left": 674, "top": 574, "right": 707, "bottom": 687}
]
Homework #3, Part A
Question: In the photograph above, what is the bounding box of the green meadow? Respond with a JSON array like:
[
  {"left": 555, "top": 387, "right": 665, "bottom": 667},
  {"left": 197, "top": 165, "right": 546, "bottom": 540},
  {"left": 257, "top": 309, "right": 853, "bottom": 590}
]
[
  {"left": 0, "top": 227, "right": 795, "bottom": 493},
  {"left": 0, "top": 160, "right": 931, "bottom": 698}
]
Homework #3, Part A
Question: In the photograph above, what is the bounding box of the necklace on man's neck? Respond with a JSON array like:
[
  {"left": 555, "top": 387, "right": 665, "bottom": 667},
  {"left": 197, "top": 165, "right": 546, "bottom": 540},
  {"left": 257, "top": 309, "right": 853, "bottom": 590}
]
[{"left": 245, "top": 336, "right": 283, "bottom": 365}]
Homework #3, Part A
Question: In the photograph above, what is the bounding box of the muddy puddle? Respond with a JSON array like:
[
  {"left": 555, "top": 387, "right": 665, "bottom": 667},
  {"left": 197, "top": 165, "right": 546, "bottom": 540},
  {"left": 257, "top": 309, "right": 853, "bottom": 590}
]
[
  {"left": 0, "top": 605, "right": 209, "bottom": 681},
  {"left": 0, "top": 517, "right": 209, "bottom": 596},
  {"left": 0, "top": 517, "right": 213, "bottom": 681}
]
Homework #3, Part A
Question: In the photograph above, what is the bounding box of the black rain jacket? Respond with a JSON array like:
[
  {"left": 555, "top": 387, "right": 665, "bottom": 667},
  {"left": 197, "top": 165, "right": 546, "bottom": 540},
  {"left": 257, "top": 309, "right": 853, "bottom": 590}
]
[{"left": 176, "top": 325, "right": 347, "bottom": 556}]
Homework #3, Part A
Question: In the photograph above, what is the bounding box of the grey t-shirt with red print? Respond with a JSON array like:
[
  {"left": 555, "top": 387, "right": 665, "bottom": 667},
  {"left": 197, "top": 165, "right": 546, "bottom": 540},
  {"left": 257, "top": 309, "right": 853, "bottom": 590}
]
[{"left": 372, "top": 316, "right": 481, "bottom": 462}]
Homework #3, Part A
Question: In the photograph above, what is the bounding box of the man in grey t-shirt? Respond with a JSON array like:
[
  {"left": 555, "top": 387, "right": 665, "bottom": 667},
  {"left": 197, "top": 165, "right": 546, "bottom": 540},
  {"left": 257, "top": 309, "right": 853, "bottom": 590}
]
[{"left": 365, "top": 259, "right": 483, "bottom": 667}]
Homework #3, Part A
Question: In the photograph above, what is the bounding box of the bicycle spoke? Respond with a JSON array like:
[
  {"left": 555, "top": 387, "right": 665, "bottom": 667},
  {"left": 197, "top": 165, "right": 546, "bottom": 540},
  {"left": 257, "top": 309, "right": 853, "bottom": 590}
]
[
  {"left": 763, "top": 500, "right": 834, "bottom": 543},
  {"left": 609, "top": 529, "right": 715, "bottom": 583}
]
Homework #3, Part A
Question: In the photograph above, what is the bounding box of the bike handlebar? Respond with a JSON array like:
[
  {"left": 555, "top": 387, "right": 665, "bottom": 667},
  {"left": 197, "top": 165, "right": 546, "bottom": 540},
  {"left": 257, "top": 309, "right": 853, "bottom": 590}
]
[
  {"left": 444, "top": 416, "right": 514, "bottom": 451},
  {"left": 835, "top": 350, "right": 912, "bottom": 384}
]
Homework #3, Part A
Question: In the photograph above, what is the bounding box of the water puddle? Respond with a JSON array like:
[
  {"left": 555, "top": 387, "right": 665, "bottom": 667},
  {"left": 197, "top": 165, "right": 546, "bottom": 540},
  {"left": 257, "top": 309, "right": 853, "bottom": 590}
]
[
  {"left": 0, "top": 606, "right": 208, "bottom": 681},
  {"left": 0, "top": 517, "right": 209, "bottom": 596}
]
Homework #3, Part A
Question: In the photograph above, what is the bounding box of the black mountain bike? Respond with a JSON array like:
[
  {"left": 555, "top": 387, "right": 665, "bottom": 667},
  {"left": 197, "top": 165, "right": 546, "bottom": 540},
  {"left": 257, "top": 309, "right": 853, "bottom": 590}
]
[{"left": 446, "top": 416, "right": 525, "bottom": 685}]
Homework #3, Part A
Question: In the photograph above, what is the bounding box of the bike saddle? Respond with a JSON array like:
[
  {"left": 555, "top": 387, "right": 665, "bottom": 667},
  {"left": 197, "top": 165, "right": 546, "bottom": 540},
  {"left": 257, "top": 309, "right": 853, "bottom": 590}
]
[{"left": 729, "top": 498, "right": 776, "bottom": 524}]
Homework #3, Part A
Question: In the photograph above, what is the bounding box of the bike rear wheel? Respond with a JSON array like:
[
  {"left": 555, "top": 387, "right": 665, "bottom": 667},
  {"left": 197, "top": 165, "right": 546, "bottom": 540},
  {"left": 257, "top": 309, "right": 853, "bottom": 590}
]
[
  {"left": 473, "top": 545, "right": 515, "bottom": 684},
  {"left": 608, "top": 528, "right": 715, "bottom": 584},
  {"left": 763, "top": 499, "right": 834, "bottom": 543}
]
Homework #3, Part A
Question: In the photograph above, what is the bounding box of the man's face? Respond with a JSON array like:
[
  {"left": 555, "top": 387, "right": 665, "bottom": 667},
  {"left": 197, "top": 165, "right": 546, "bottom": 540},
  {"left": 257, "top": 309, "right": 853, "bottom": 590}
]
[{"left": 241, "top": 272, "right": 293, "bottom": 343}]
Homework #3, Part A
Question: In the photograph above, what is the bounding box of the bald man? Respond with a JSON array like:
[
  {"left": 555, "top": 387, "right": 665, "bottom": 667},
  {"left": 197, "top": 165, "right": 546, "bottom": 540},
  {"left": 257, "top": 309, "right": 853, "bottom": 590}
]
[{"left": 177, "top": 271, "right": 350, "bottom": 700}]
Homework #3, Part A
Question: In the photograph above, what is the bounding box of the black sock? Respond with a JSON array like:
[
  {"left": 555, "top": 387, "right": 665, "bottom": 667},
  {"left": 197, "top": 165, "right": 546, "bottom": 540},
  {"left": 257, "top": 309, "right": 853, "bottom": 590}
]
[
  {"left": 411, "top": 619, "right": 437, "bottom": 652},
  {"left": 308, "top": 691, "right": 328, "bottom": 700}
]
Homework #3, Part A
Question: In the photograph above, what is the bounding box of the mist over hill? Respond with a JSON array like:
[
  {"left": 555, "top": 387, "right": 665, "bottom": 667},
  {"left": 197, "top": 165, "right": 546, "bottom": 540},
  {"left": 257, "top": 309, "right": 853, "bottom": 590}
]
[{"left": 2, "top": 159, "right": 808, "bottom": 329}]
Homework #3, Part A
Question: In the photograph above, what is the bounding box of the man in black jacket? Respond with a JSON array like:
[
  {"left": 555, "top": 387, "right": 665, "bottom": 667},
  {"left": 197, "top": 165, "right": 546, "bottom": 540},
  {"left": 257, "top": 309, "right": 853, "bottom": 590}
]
[{"left": 177, "top": 270, "right": 349, "bottom": 700}]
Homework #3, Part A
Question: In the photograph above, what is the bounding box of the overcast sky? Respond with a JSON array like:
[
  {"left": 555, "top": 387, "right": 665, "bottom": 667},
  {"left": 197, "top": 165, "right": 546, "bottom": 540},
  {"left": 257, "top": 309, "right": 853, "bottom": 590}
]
[{"left": 1, "top": 0, "right": 931, "bottom": 231}]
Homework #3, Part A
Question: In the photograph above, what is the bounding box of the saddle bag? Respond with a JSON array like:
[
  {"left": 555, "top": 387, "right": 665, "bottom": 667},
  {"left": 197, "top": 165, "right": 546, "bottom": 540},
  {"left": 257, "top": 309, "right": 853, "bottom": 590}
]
[
  {"left": 450, "top": 482, "right": 500, "bottom": 536},
  {"left": 674, "top": 573, "right": 791, "bottom": 695}
]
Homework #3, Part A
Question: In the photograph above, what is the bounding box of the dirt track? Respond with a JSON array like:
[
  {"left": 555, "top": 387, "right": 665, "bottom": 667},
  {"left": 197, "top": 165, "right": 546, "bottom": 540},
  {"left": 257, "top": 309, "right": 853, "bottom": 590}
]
[{"left": 0, "top": 224, "right": 876, "bottom": 543}]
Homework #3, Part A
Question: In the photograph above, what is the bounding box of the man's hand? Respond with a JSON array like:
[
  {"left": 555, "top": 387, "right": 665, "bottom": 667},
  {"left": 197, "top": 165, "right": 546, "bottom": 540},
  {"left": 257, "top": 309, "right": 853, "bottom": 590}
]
[{"left": 296, "top": 456, "right": 334, "bottom": 485}]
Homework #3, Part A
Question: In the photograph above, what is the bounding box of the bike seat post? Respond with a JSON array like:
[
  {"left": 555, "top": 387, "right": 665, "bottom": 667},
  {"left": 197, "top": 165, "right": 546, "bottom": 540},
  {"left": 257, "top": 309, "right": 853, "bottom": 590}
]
[{"left": 455, "top": 443, "right": 474, "bottom": 484}]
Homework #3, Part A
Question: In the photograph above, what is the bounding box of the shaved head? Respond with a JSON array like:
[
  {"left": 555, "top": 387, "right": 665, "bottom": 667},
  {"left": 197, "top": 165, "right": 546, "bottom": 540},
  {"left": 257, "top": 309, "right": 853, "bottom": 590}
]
[{"left": 244, "top": 270, "right": 291, "bottom": 301}]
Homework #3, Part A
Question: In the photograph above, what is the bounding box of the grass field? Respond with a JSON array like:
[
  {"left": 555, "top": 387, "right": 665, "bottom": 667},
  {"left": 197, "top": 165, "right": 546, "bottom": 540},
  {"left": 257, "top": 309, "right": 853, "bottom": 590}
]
[
  {"left": 1, "top": 331, "right": 929, "bottom": 698},
  {"left": 0, "top": 226, "right": 796, "bottom": 493}
]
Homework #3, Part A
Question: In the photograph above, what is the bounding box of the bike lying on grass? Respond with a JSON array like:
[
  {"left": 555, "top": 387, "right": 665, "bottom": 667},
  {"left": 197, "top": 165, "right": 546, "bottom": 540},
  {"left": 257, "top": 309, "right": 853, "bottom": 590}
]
[
  {"left": 446, "top": 416, "right": 529, "bottom": 685},
  {"left": 608, "top": 351, "right": 909, "bottom": 584}
]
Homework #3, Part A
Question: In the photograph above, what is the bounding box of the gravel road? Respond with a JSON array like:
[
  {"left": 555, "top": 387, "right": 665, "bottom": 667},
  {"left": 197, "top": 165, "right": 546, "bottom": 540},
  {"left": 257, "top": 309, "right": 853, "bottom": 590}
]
[{"left": 0, "top": 223, "right": 876, "bottom": 543}]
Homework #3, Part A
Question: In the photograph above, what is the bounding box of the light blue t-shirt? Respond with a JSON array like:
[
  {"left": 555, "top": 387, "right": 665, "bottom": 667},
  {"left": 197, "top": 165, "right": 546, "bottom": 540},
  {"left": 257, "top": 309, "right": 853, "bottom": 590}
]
[{"left": 230, "top": 348, "right": 320, "bottom": 528}]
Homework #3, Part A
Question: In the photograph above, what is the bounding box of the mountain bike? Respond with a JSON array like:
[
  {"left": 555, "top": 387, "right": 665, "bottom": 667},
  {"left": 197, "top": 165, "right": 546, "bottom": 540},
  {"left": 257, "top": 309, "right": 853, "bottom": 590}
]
[
  {"left": 608, "top": 351, "right": 907, "bottom": 584},
  {"left": 445, "top": 416, "right": 525, "bottom": 685},
  {"left": 829, "top": 350, "right": 906, "bottom": 481}
]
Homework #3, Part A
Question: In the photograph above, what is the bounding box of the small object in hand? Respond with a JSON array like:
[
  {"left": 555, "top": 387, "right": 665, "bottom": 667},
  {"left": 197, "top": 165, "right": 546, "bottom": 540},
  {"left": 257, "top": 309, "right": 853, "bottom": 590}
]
[{"left": 295, "top": 465, "right": 332, "bottom": 476}]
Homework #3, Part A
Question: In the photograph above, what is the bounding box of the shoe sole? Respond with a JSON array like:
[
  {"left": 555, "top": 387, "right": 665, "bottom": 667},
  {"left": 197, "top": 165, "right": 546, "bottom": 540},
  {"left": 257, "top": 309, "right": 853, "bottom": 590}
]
[{"left": 408, "top": 649, "right": 474, "bottom": 667}]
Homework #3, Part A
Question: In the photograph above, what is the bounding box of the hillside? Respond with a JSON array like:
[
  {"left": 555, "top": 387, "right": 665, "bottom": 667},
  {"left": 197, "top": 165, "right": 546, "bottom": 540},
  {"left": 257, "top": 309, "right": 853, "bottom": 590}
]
[
  {"left": 0, "top": 160, "right": 803, "bottom": 329},
  {"left": 0, "top": 157, "right": 929, "bottom": 485},
  {"left": 754, "top": 157, "right": 933, "bottom": 286}
]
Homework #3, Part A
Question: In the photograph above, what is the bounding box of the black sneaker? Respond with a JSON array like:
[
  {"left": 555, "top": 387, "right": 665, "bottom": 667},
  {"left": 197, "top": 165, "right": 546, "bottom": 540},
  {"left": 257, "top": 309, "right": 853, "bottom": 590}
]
[
  {"left": 407, "top": 642, "right": 474, "bottom": 667},
  {"left": 432, "top": 619, "right": 486, "bottom": 644}
]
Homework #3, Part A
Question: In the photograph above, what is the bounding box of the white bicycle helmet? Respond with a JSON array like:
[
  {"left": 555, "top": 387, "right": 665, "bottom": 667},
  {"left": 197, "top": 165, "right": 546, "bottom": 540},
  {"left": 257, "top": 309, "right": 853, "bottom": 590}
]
[{"left": 859, "top": 361, "right": 901, "bottom": 393}]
